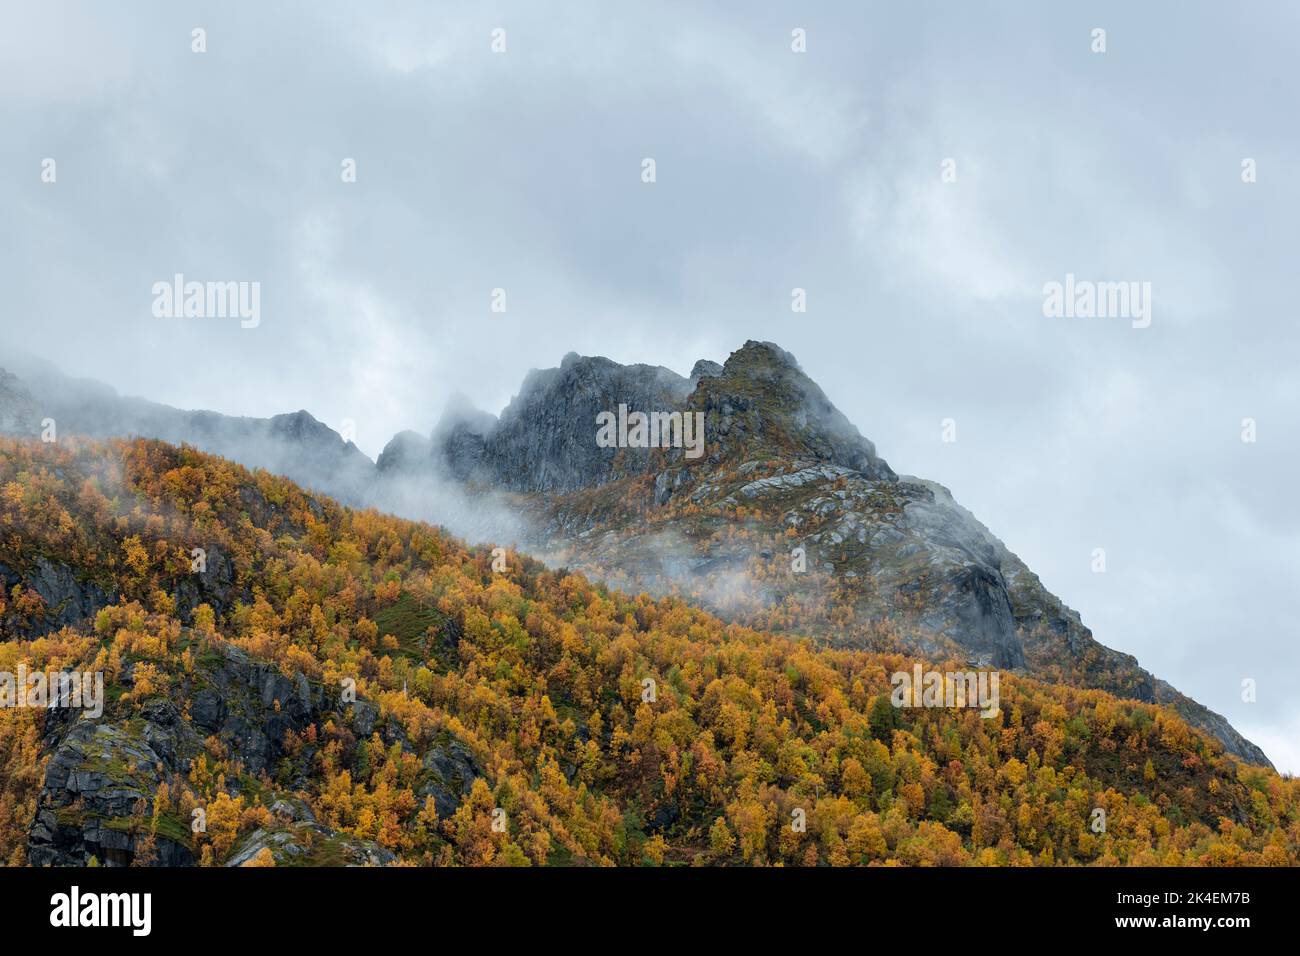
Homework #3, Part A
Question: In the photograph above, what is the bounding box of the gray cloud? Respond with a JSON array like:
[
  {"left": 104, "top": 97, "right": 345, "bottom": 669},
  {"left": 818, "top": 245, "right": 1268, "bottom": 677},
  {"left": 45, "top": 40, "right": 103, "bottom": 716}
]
[{"left": 2, "top": 0, "right": 1296, "bottom": 769}]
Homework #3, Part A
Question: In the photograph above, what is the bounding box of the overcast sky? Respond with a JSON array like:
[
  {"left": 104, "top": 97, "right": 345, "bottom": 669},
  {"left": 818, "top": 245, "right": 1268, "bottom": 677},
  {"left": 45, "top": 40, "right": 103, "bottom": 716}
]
[{"left": 2, "top": 1, "right": 1297, "bottom": 771}]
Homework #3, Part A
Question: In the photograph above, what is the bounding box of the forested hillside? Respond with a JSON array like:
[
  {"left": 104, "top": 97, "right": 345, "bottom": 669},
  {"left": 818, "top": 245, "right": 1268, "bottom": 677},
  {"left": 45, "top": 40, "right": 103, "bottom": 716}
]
[{"left": 1, "top": 436, "right": 1295, "bottom": 866}]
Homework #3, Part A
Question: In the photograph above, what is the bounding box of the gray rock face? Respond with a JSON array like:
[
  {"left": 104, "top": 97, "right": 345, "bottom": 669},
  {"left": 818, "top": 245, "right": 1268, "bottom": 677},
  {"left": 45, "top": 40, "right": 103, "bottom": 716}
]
[
  {"left": 437, "top": 355, "right": 694, "bottom": 494},
  {"left": 0, "top": 546, "right": 239, "bottom": 642},
  {"left": 26, "top": 636, "right": 484, "bottom": 866},
  {"left": 28, "top": 706, "right": 201, "bottom": 867},
  {"left": 943, "top": 566, "right": 1024, "bottom": 669},
  {"left": 689, "top": 359, "right": 724, "bottom": 384},
  {"left": 417, "top": 736, "right": 483, "bottom": 820},
  {"left": 0, "top": 556, "right": 116, "bottom": 639},
  {"left": 225, "top": 822, "right": 397, "bottom": 867},
  {"left": 26, "top": 643, "right": 337, "bottom": 865},
  {"left": 424, "top": 394, "right": 499, "bottom": 481},
  {"left": 170, "top": 542, "right": 239, "bottom": 621},
  {"left": 435, "top": 415, "right": 492, "bottom": 483}
]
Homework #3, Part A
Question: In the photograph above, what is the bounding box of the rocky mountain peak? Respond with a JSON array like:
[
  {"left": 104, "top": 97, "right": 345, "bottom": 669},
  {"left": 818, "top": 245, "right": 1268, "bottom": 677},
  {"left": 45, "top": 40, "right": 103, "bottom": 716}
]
[
  {"left": 434, "top": 353, "right": 692, "bottom": 493},
  {"left": 269, "top": 409, "right": 338, "bottom": 443},
  {"left": 376, "top": 430, "right": 433, "bottom": 474},
  {"left": 689, "top": 359, "right": 724, "bottom": 384},
  {"left": 685, "top": 341, "right": 895, "bottom": 480},
  {"left": 423, "top": 341, "right": 894, "bottom": 494},
  {"left": 723, "top": 339, "right": 803, "bottom": 376}
]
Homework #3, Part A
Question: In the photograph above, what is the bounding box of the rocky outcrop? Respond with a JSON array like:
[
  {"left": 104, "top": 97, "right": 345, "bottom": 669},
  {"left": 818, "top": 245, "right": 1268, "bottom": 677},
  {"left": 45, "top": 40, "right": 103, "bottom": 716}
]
[
  {"left": 686, "top": 341, "right": 895, "bottom": 481},
  {"left": 169, "top": 542, "right": 240, "bottom": 621},
  {"left": 0, "top": 546, "right": 242, "bottom": 642},
  {"left": 25, "top": 638, "right": 336, "bottom": 866},
  {"left": 28, "top": 705, "right": 201, "bottom": 867},
  {"left": 410, "top": 341, "right": 893, "bottom": 501},
  {"left": 186, "top": 644, "right": 334, "bottom": 779},
  {"left": 26, "top": 638, "right": 483, "bottom": 866},
  {"left": 427, "top": 393, "right": 499, "bottom": 482},
  {"left": 689, "top": 359, "right": 723, "bottom": 382},
  {"left": 0, "top": 557, "right": 117, "bottom": 641},
  {"left": 417, "top": 735, "right": 483, "bottom": 820},
  {"left": 226, "top": 816, "right": 397, "bottom": 867},
  {"left": 434, "top": 353, "right": 694, "bottom": 494}
]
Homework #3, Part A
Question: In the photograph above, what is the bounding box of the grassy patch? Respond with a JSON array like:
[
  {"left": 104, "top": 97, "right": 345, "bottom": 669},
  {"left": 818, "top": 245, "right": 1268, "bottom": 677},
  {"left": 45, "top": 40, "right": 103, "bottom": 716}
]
[{"left": 374, "top": 593, "right": 456, "bottom": 669}]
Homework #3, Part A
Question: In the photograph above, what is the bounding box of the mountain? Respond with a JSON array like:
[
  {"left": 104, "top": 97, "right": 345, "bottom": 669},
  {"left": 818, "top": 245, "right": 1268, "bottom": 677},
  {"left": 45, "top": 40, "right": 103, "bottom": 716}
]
[
  {"left": 0, "top": 353, "right": 374, "bottom": 506},
  {"left": 403, "top": 342, "right": 1271, "bottom": 767},
  {"left": 0, "top": 342, "right": 1270, "bottom": 767},
  {"left": 0, "top": 435, "right": 1295, "bottom": 866}
]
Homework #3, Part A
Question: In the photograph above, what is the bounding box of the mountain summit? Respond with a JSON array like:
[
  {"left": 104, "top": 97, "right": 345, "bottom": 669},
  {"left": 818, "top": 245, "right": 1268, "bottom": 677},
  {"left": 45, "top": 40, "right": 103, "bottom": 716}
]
[
  {"left": 396, "top": 342, "right": 1270, "bottom": 767},
  {"left": 386, "top": 341, "right": 894, "bottom": 494}
]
